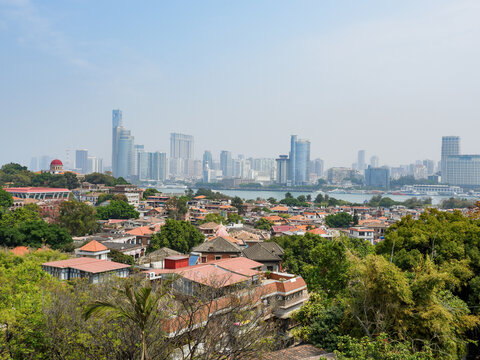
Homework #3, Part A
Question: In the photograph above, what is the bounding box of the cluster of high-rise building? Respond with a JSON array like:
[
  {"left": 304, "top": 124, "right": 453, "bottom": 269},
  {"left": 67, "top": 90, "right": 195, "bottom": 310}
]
[
  {"left": 275, "top": 135, "right": 321, "bottom": 186},
  {"left": 29, "top": 109, "right": 480, "bottom": 190}
]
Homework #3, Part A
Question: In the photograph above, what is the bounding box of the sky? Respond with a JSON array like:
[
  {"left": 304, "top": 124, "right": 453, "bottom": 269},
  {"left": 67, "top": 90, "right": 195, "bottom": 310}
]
[{"left": 1, "top": 0, "right": 480, "bottom": 169}]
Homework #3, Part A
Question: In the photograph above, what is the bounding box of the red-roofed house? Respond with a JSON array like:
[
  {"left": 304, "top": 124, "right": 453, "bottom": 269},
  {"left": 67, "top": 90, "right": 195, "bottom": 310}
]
[
  {"left": 42, "top": 257, "right": 130, "bottom": 283},
  {"left": 75, "top": 240, "right": 110, "bottom": 259}
]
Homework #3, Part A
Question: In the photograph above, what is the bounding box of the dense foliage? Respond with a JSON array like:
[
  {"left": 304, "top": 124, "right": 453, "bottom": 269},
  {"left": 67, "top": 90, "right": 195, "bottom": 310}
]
[
  {"left": 83, "top": 172, "right": 129, "bottom": 186},
  {"left": 0, "top": 205, "right": 73, "bottom": 250},
  {"left": 58, "top": 200, "right": 99, "bottom": 236},
  {"left": 274, "top": 209, "right": 480, "bottom": 358},
  {"left": 149, "top": 218, "right": 204, "bottom": 254},
  {"left": 254, "top": 218, "right": 273, "bottom": 230},
  {"left": 96, "top": 200, "right": 139, "bottom": 220},
  {"left": 325, "top": 212, "right": 353, "bottom": 228}
]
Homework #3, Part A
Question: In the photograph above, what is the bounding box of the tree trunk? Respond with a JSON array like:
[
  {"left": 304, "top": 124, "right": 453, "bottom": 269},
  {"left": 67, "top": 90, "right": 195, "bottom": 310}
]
[{"left": 142, "top": 330, "right": 148, "bottom": 360}]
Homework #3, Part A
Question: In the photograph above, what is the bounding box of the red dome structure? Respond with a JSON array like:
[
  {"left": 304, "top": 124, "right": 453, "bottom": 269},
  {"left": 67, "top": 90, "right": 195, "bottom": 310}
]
[
  {"left": 49, "top": 159, "right": 64, "bottom": 173},
  {"left": 50, "top": 159, "right": 63, "bottom": 166}
]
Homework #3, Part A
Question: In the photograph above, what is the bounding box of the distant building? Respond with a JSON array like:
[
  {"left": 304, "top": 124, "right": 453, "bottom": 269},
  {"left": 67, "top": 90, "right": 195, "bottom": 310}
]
[
  {"left": 357, "top": 150, "right": 366, "bottom": 171},
  {"left": 276, "top": 155, "right": 289, "bottom": 185},
  {"left": 370, "top": 156, "right": 379, "bottom": 168},
  {"left": 290, "top": 135, "right": 310, "bottom": 185},
  {"left": 75, "top": 149, "right": 88, "bottom": 174},
  {"left": 220, "top": 151, "right": 233, "bottom": 178},
  {"left": 441, "top": 136, "right": 460, "bottom": 179},
  {"left": 112, "top": 109, "right": 123, "bottom": 177},
  {"left": 49, "top": 159, "right": 64, "bottom": 174},
  {"left": 202, "top": 151, "right": 213, "bottom": 172},
  {"left": 170, "top": 133, "right": 194, "bottom": 160},
  {"left": 443, "top": 155, "right": 480, "bottom": 187},
  {"left": 365, "top": 166, "right": 390, "bottom": 189},
  {"left": 327, "top": 167, "right": 354, "bottom": 185},
  {"left": 312, "top": 158, "right": 324, "bottom": 177}
]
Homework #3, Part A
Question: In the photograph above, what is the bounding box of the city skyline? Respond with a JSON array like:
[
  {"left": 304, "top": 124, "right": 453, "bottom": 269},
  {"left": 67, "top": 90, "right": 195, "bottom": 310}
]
[{"left": 2, "top": 1, "right": 480, "bottom": 167}]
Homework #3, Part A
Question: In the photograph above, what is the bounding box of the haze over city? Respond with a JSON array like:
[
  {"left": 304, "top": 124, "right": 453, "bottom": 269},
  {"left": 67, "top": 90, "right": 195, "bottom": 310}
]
[{"left": 2, "top": 0, "right": 480, "bottom": 167}]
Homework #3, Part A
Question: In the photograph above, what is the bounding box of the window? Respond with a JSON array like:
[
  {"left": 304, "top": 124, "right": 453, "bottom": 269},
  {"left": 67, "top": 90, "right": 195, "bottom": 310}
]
[
  {"left": 215, "top": 256, "right": 222, "bottom": 260},
  {"left": 202, "top": 256, "right": 207, "bottom": 263}
]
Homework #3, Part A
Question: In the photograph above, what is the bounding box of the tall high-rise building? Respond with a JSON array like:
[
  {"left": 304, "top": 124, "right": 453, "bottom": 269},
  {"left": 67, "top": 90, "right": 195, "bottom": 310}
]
[
  {"left": 117, "top": 128, "right": 134, "bottom": 179},
  {"left": 365, "top": 166, "right": 390, "bottom": 189},
  {"left": 170, "top": 133, "right": 194, "bottom": 160},
  {"left": 276, "top": 155, "right": 289, "bottom": 185},
  {"left": 202, "top": 151, "right": 213, "bottom": 172},
  {"left": 87, "top": 156, "right": 103, "bottom": 174},
  {"left": 441, "top": 136, "right": 460, "bottom": 179},
  {"left": 370, "top": 156, "right": 379, "bottom": 168},
  {"left": 75, "top": 149, "right": 88, "bottom": 174},
  {"left": 133, "top": 145, "right": 145, "bottom": 177},
  {"left": 312, "top": 158, "right": 324, "bottom": 177},
  {"left": 220, "top": 151, "right": 233, "bottom": 178},
  {"left": 423, "top": 159, "right": 435, "bottom": 175},
  {"left": 112, "top": 109, "right": 123, "bottom": 176},
  {"left": 39, "top": 155, "right": 52, "bottom": 171},
  {"left": 357, "top": 150, "right": 366, "bottom": 171},
  {"left": 288, "top": 135, "right": 310, "bottom": 185},
  {"left": 289, "top": 135, "right": 297, "bottom": 184}
]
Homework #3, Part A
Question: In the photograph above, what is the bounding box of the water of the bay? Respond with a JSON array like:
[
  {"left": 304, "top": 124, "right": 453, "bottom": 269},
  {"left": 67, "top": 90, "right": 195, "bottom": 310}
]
[{"left": 157, "top": 187, "right": 474, "bottom": 205}]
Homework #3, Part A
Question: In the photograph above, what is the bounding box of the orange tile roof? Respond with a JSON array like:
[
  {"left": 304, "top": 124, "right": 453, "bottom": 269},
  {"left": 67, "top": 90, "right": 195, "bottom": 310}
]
[
  {"left": 194, "top": 195, "right": 207, "bottom": 199},
  {"left": 307, "top": 228, "right": 327, "bottom": 235},
  {"left": 271, "top": 205, "right": 288, "bottom": 211},
  {"left": 79, "top": 240, "right": 108, "bottom": 252},
  {"left": 263, "top": 215, "right": 284, "bottom": 222},
  {"left": 11, "top": 246, "right": 29, "bottom": 256}
]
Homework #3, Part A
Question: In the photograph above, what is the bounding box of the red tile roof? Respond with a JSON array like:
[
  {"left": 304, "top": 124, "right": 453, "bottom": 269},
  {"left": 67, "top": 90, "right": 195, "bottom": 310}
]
[
  {"left": 42, "top": 257, "right": 130, "bottom": 273},
  {"left": 4, "top": 187, "right": 70, "bottom": 193},
  {"left": 79, "top": 240, "right": 108, "bottom": 252}
]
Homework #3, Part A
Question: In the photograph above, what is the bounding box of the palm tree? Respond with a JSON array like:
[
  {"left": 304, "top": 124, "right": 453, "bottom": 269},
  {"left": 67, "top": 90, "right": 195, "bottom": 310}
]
[{"left": 84, "top": 282, "right": 162, "bottom": 360}]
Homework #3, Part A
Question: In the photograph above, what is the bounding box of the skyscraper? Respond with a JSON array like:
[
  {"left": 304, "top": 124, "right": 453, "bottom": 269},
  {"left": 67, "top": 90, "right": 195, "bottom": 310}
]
[
  {"left": 276, "top": 155, "right": 289, "bottom": 184},
  {"left": 133, "top": 144, "right": 145, "bottom": 177},
  {"left": 370, "top": 156, "right": 379, "bottom": 168},
  {"left": 357, "top": 150, "right": 366, "bottom": 171},
  {"left": 170, "top": 133, "right": 194, "bottom": 159},
  {"left": 288, "top": 135, "right": 310, "bottom": 185},
  {"left": 117, "top": 128, "right": 134, "bottom": 179},
  {"left": 112, "top": 109, "right": 123, "bottom": 176},
  {"left": 313, "top": 158, "right": 324, "bottom": 177},
  {"left": 75, "top": 149, "right": 88, "bottom": 174},
  {"left": 441, "top": 136, "right": 460, "bottom": 179},
  {"left": 220, "top": 151, "right": 233, "bottom": 178},
  {"left": 202, "top": 151, "right": 213, "bottom": 172}
]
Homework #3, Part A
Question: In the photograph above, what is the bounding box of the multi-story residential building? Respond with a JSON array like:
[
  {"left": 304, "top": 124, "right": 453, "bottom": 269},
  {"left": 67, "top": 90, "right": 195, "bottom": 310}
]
[
  {"left": 202, "top": 151, "right": 213, "bottom": 172},
  {"left": 349, "top": 227, "right": 375, "bottom": 245},
  {"left": 170, "top": 133, "right": 194, "bottom": 160},
  {"left": 275, "top": 155, "right": 289, "bottom": 185},
  {"left": 117, "top": 128, "right": 135, "bottom": 179},
  {"left": 75, "top": 149, "right": 88, "bottom": 174},
  {"left": 327, "top": 167, "right": 354, "bottom": 184},
  {"left": 220, "top": 150, "right": 233, "bottom": 178},
  {"left": 441, "top": 136, "right": 460, "bottom": 178},
  {"left": 365, "top": 166, "right": 390, "bottom": 189},
  {"left": 443, "top": 155, "right": 480, "bottom": 187},
  {"left": 357, "top": 150, "right": 366, "bottom": 171}
]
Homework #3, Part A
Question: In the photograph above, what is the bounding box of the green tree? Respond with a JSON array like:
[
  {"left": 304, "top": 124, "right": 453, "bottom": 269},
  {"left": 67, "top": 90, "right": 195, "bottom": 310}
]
[
  {"left": 58, "top": 200, "right": 99, "bottom": 236},
  {"left": 96, "top": 200, "right": 139, "bottom": 220},
  {"left": 254, "top": 218, "right": 273, "bottom": 230},
  {"left": 267, "top": 197, "right": 277, "bottom": 204},
  {"left": 325, "top": 212, "right": 353, "bottom": 228},
  {"left": 314, "top": 193, "right": 325, "bottom": 204},
  {"left": 108, "top": 249, "right": 135, "bottom": 265},
  {"left": 231, "top": 196, "right": 244, "bottom": 214},
  {"left": 165, "top": 196, "right": 188, "bottom": 220},
  {"left": 142, "top": 188, "right": 159, "bottom": 199},
  {"left": 227, "top": 212, "right": 244, "bottom": 224},
  {"left": 0, "top": 188, "right": 13, "bottom": 211},
  {"left": 149, "top": 218, "right": 204, "bottom": 253},
  {"left": 84, "top": 282, "right": 164, "bottom": 360},
  {"left": 112, "top": 193, "right": 129, "bottom": 202},
  {"left": 200, "top": 213, "right": 225, "bottom": 224}
]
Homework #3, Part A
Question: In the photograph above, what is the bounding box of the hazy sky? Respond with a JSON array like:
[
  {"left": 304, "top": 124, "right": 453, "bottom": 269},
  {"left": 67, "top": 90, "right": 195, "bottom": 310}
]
[{"left": 1, "top": 0, "right": 480, "bottom": 169}]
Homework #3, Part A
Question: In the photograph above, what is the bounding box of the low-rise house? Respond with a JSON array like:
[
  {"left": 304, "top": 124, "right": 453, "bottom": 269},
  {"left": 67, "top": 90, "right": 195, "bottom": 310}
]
[
  {"left": 138, "top": 247, "right": 182, "bottom": 269},
  {"left": 42, "top": 257, "right": 130, "bottom": 283},
  {"left": 197, "top": 221, "right": 219, "bottom": 236},
  {"left": 242, "top": 242, "right": 284, "bottom": 272},
  {"left": 349, "top": 227, "right": 375, "bottom": 245},
  {"left": 75, "top": 240, "right": 110, "bottom": 260},
  {"left": 192, "top": 236, "right": 243, "bottom": 263}
]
